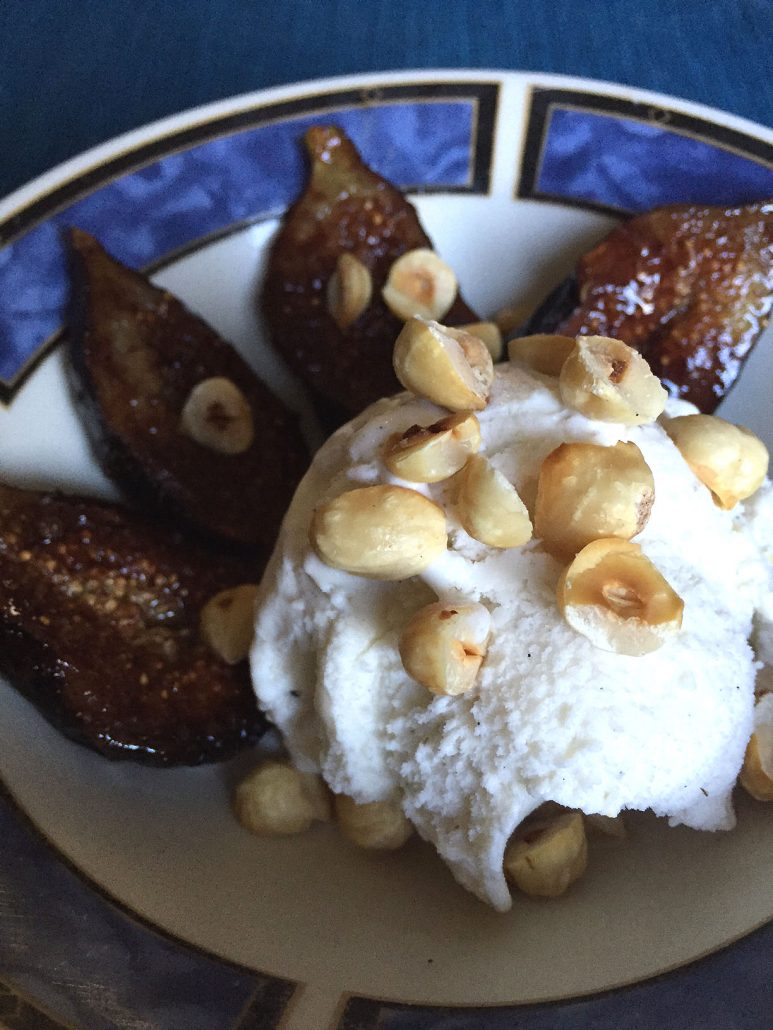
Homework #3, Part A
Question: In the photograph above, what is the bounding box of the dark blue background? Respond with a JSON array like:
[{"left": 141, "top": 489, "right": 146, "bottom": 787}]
[{"left": 2, "top": 0, "right": 771, "bottom": 200}]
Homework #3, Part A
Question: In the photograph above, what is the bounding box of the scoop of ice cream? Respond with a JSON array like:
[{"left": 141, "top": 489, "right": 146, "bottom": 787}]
[{"left": 250, "top": 362, "right": 772, "bottom": 911}]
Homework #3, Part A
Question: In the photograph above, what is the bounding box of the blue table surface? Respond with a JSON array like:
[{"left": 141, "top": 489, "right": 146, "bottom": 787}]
[
  {"left": 2, "top": 0, "right": 772, "bottom": 201},
  {"left": 2, "top": 3, "right": 772, "bottom": 1029}
]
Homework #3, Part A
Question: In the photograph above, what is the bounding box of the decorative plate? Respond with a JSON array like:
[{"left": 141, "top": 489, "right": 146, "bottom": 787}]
[{"left": 0, "top": 71, "right": 771, "bottom": 1030}]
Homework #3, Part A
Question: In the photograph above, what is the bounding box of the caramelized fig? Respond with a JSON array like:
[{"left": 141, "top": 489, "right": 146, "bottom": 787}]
[
  {"left": 0, "top": 481, "right": 265, "bottom": 765},
  {"left": 262, "top": 125, "right": 478, "bottom": 422},
  {"left": 68, "top": 228, "right": 308, "bottom": 550},
  {"left": 520, "top": 202, "right": 773, "bottom": 411}
]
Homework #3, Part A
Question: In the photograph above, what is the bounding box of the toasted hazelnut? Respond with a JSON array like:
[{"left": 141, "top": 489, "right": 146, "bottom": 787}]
[
  {"left": 557, "top": 538, "right": 684, "bottom": 656},
  {"left": 393, "top": 318, "right": 494, "bottom": 411},
  {"left": 534, "top": 441, "right": 655, "bottom": 561},
  {"left": 504, "top": 810, "right": 587, "bottom": 898},
  {"left": 559, "top": 336, "right": 667, "bottom": 425},
  {"left": 334, "top": 795, "right": 413, "bottom": 849},
  {"left": 382, "top": 248, "right": 458, "bottom": 321},
  {"left": 299, "top": 772, "right": 333, "bottom": 822},
  {"left": 739, "top": 723, "right": 773, "bottom": 802},
  {"left": 233, "top": 762, "right": 330, "bottom": 835},
  {"left": 585, "top": 813, "right": 627, "bottom": 838},
  {"left": 399, "top": 601, "right": 491, "bottom": 696},
  {"left": 309, "top": 484, "right": 447, "bottom": 580},
  {"left": 507, "top": 334, "right": 576, "bottom": 376},
  {"left": 180, "top": 376, "right": 254, "bottom": 454},
  {"left": 663, "top": 414, "right": 769, "bottom": 509},
  {"left": 326, "top": 252, "right": 373, "bottom": 329},
  {"left": 199, "top": 584, "right": 259, "bottom": 664},
  {"left": 383, "top": 412, "right": 481, "bottom": 483},
  {"left": 458, "top": 321, "right": 503, "bottom": 361},
  {"left": 492, "top": 301, "right": 534, "bottom": 338},
  {"left": 457, "top": 454, "right": 533, "bottom": 548}
]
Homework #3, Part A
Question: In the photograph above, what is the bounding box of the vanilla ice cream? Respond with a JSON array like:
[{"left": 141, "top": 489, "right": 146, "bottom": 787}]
[{"left": 250, "top": 361, "right": 772, "bottom": 911}]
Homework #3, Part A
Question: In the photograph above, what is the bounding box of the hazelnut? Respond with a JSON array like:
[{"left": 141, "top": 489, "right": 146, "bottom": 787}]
[
  {"left": 457, "top": 454, "right": 533, "bottom": 548},
  {"left": 383, "top": 412, "right": 481, "bottom": 483},
  {"left": 334, "top": 795, "right": 413, "bottom": 849},
  {"left": 507, "top": 333, "right": 576, "bottom": 376},
  {"left": 739, "top": 723, "right": 773, "bottom": 802},
  {"left": 309, "top": 484, "right": 447, "bottom": 580},
  {"left": 557, "top": 538, "right": 684, "bottom": 656},
  {"left": 585, "top": 813, "right": 627, "bottom": 838},
  {"left": 559, "top": 336, "right": 667, "bottom": 425},
  {"left": 199, "top": 583, "right": 259, "bottom": 664},
  {"left": 663, "top": 414, "right": 769, "bottom": 509},
  {"left": 534, "top": 441, "right": 655, "bottom": 561},
  {"left": 503, "top": 810, "right": 587, "bottom": 898},
  {"left": 180, "top": 376, "right": 254, "bottom": 454},
  {"left": 458, "top": 321, "right": 503, "bottom": 361},
  {"left": 492, "top": 301, "right": 534, "bottom": 338},
  {"left": 382, "top": 248, "right": 458, "bottom": 321},
  {"left": 393, "top": 317, "right": 494, "bottom": 411},
  {"left": 326, "top": 252, "right": 373, "bottom": 329},
  {"left": 233, "top": 762, "right": 331, "bottom": 835},
  {"left": 399, "top": 600, "right": 491, "bottom": 696}
]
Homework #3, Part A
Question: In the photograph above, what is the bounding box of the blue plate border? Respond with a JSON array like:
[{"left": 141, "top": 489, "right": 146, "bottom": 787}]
[
  {"left": 0, "top": 81, "right": 499, "bottom": 250},
  {"left": 519, "top": 86, "right": 773, "bottom": 215},
  {"left": 0, "top": 80, "right": 499, "bottom": 404}
]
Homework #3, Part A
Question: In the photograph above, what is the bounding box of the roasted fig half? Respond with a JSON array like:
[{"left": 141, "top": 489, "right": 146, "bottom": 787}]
[
  {"left": 68, "top": 228, "right": 309, "bottom": 550},
  {"left": 0, "top": 481, "right": 266, "bottom": 765},
  {"left": 262, "top": 125, "right": 478, "bottom": 423},
  {"left": 519, "top": 202, "right": 773, "bottom": 411}
]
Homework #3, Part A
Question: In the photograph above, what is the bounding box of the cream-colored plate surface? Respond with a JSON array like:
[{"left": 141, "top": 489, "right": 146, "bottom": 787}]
[{"left": 0, "top": 72, "right": 771, "bottom": 1030}]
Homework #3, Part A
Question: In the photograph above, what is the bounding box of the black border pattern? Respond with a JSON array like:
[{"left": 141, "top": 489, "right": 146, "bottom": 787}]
[
  {"left": 518, "top": 87, "right": 773, "bottom": 215},
  {"left": 0, "top": 81, "right": 499, "bottom": 251},
  {"left": 0, "top": 80, "right": 499, "bottom": 405}
]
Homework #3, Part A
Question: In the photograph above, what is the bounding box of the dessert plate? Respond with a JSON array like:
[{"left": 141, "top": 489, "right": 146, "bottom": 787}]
[{"left": 0, "top": 71, "right": 771, "bottom": 1030}]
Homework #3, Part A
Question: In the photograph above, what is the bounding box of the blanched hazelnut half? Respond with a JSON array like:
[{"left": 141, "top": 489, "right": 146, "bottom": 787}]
[
  {"left": 309, "top": 484, "right": 447, "bottom": 580},
  {"left": 557, "top": 538, "right": 684, "bottom": 656},
  {"left": 459, "top": 321, "right": 503, "bottom": 361},
  {"left": 199, "top": 583, "right": 259, "bottom": 664},
  {"left": 383, "top": 412, "right": 481, "bottom": 483},
  {"left": 382, "top": 248, "right": 457, "bottom": 321},
  {"left": 180, "top": 376, "right": 254, "bottom": 454},
  {"left": 393, "top": 317, "right": 494, "bottom": 411},
  {"left": 535, "top": 441, "right": 655, "bottom": 561},
  {"left": 233, "top": 762, "right": 331, "bottom": 835},
  {"left": 457, "top": 454, "right": 533, "bottom": 548},
  {"left": 663, "top": 414, "right": 769, "bottom": 509},
  {"left": 559, "top": 336, "right": 667, "bottom": 425},
  {"left": 326, "top": 252, "right": 373, "bottom": 329},
  {"left": 399, "top": 601, "right": 491, "bottom": 696},
  {"left": 507, "top": 334, "right": 576, "bottom": 376},
  {"left": 503, "top": 810, "right": 587, "bottom": 898},
  {"left": 739, "top": 722, "right": 773, "bottom": 802},
  {"left": 334, "top": 795, "right": 413, "bottom": 849}
]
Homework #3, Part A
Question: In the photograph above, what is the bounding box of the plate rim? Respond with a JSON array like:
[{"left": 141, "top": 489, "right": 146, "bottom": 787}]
[
  {"left": 1, "top": 66, "right": 771, "bottom": 1028},
  {"left": 2, "top": 68, "right": 771, "bottom": 221}
]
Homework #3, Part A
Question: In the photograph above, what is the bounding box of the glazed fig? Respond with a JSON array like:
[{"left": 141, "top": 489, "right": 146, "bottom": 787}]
[
  {"left": 262, "top": 125, "right": 477, "bottom": 422},
  {"left": 519, "top": 202, "right": 773, "bottom": 411},
  {"left": 68, "top": 228, "right": 308, "bottom": 550},
  {"left": 0, "top": 481, "right": 266, "bottom": 765}
]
